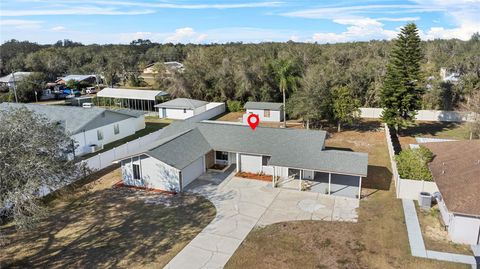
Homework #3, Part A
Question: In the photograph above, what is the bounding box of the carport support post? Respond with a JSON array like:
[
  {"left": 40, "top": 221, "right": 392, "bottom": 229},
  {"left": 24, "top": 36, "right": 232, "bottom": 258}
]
[
  {"left": 272, "top": 166, "right": 276, "bottom": 188},
  {"left": 236, "top": 153, "right": 240, "bottom": 172},
  {"left": 298, "top": 170, "right": 303, "bottom": 191},
  {"left": 358, "top": 176, "right": 362, "bottom": 200},
  {"left": 328, "top": 173, "right": 331, "bottom": 195}
]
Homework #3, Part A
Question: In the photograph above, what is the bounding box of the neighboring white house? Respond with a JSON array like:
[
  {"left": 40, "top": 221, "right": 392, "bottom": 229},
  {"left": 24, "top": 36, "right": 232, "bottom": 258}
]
[
  {"left": 0, "top": 72, "right": 32, "bottom": 89},
  {"left": 155, "top": 98, "right": 209, "bottom": 120},
  {"left": 115, "top": 120, "right": 368, "bottom": 199},
  {"left": 423, "top": 140, "right": 480, "bottom": 246},
  {"left": 243, "top": 101, "right": 283, "bottom": 123},
  {"left": 0, "top": 102, "right": 146, "bottom": 157}
]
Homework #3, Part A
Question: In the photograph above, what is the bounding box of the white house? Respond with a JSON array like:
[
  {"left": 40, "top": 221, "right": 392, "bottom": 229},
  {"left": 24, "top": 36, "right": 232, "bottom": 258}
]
[
  {"left": 115, "top": 120, "right": 368, "bottom": 199},
  {"left": 155, "top": 98, "right": 209, "bottom": 120},
  {"left": 0, "top": 72, "right": 32, "bottom": 89},
  {"left": 424, "top": 141, "right": 480, "bottom": 246},
  {"left": 0, "top": 103, "right": 146, "bottom": 157},
  {"left": 243, "top": 101, "right": 283, "bottom": 123}
]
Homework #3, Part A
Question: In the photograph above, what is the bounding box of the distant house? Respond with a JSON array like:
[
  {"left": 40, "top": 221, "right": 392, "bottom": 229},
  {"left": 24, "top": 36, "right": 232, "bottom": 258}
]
[
  {"left": 155, "top": 98, "right": 209, "bottom": 120},
  {"left": 56, "top": 74, "right": 100, "bottom": 85},
  {"left": 440, "top": 68, "right": 460, "bottom": 83},
  {"left": 243, "top": 101, "right": 284, "bottom": 123},
  {"left": 423, "top": 140, "right": 480, "bottom": 246},
  {"left": 96, "top": 87, "right": 169, "bottom": 112},
  {"left": 0, "top": 72, "right": 32, "bottom": 89},
  {"left": 0, "top": 103, "right": 146, "bottom": 157},
  {"left": 142, "top": 61, "right": 184, "bottom": 75}
]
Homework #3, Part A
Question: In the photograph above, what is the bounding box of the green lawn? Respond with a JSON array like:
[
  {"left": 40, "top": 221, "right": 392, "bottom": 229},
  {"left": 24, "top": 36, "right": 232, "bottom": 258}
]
[
  {"left": 80, "top": 118, "right": 172, "bottom": 160},
  {"left": 399, "top": 121, "right": 473, "bottom": 140}
]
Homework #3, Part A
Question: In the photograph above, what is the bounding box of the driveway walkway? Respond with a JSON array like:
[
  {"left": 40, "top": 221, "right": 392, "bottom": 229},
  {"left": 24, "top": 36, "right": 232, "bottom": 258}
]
[{"left": 165, "top": 174, "right": 359, "bottom": 269}]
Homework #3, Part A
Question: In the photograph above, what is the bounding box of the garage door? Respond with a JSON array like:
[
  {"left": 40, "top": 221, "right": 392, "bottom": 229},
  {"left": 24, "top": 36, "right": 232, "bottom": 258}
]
[
  {"left": 181, "top": 157, "right": 205, "bottom": 188},
  {"left": 240, "top": 154, "right": 262, "bottom": 173}
]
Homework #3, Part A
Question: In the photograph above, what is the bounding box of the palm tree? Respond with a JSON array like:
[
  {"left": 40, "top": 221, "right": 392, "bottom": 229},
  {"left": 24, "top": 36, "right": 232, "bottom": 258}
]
[{"left": 271, "top": 59, "right": 299, "bottom": 128}]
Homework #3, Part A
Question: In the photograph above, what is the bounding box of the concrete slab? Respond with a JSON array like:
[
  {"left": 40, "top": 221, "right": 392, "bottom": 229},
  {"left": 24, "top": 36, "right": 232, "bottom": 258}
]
[
  {"left": 166, "top": 177, "right": 360, "bottom": 269},
  {"left": 402, "top": 199, "right": 427, "bottom": 258}
]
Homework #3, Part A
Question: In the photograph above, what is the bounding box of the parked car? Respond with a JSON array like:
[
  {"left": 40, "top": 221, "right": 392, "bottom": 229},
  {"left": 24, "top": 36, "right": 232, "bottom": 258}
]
[
  {"left": 63, "top": 88, "right": 81, "bottom": 99},
  {"left": 85, "top": 87, "right": 97, "bottom": 94}
]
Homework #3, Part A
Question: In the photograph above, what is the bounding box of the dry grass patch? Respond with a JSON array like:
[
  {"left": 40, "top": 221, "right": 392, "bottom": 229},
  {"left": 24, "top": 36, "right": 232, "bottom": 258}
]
[
  {"left": 0, "top": 167, "right": 215, "bottom": 269},
  {"left": 226, "top": 126, "right": 469, "bottom": 269},
  {"left": 415, "top": 203, "right": 472, "bottom": 255}
]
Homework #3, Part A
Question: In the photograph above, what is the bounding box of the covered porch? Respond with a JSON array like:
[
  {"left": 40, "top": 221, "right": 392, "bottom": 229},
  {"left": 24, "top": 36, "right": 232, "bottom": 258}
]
[{"left": 272, "top": 167, "right": 363, "bottom": 199}]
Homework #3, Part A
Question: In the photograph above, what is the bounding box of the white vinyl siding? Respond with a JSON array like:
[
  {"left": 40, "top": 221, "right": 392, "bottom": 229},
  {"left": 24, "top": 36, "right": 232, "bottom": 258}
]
[
  {"left": 181, "top": 157, "right": 205, "bottom": 189},
  {"left": 121, "top": 155, "right": 180, "bottom": 192}
]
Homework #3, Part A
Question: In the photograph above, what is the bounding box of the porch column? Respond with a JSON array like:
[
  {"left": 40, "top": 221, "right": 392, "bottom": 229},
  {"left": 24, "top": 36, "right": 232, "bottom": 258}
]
[
  {"left": 236, "top": 152, "right": 240, "bottom": 172},
  {"left": 328, "top": 173, "right": 332, "bottom": 195},
  {"left": 299, "top": 170, "right": 303, "bottom": 191},
  {"left": 272, "top": 166, "right": 276, "bottom": 188},
  {"left": 358, "top": 176, "right": 362, "bottom": 200}
]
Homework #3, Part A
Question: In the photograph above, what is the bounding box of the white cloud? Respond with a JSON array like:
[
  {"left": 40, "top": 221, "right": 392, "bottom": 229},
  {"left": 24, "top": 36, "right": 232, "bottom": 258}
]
[
  {"left": 165, "top": 27, "right": 203, "bottom": 43},
  {"left": 51, "top": 26, "right": 66, "bottom": 32},
  {"left": 0, "top": 19, "right": 43, "bottom": 29},
  {"left": 0, "top": 1, "right": 283, "bottom": 17},
  {"left": 91, "top": 1, "right": 283, "bottom": 9},
  {"left": 413, "top": 0, "right": 480, "bottom": 40},
  {"left": 0, "top": 7, "right": 155, "bottom": 16}
]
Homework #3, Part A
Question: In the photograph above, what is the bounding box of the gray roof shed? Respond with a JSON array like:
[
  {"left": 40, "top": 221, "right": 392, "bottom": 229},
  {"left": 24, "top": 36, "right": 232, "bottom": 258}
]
[
  {"left": 244, "top": 101, "right": 283, "bottom": 110},
  {"left": 155, "top": 98, "right": 208, "bottom": 110}
]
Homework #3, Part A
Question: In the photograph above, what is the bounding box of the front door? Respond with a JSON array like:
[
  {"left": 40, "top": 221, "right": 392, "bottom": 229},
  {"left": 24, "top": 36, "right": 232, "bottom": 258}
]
[
  {"left": 288, "top": 168, "right": 300, "bottom": 179},
  {"left": 162, "top": 108, "right": 167, "bottom": 118}
]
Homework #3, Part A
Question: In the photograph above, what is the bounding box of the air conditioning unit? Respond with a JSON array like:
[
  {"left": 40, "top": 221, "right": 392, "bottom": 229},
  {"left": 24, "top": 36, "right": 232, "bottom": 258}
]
[{"left": 419, "top": 192, "right": 432, "bottom": 209}]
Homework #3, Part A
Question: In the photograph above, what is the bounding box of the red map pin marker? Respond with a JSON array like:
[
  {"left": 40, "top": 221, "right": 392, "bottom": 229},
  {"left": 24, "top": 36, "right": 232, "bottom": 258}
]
[{"left": 247, "top": 114, "right": 259, "bottom": 130}]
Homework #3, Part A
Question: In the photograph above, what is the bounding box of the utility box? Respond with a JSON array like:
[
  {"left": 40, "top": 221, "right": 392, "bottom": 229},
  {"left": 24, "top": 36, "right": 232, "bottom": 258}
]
[{"left": 419, "top": 192, "right": 432, "bottom": 209}]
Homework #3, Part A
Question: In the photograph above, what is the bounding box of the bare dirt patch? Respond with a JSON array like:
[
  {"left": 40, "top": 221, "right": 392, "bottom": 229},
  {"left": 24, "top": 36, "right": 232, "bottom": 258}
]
[{"left": 416, "top": 203, "right": 472, "bottom": 255}]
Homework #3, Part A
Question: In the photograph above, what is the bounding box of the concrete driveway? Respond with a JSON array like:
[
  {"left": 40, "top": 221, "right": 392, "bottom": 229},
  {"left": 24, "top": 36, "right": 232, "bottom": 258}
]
[{"left": 165, "top": 174, "right": 359, "bottom": 269}]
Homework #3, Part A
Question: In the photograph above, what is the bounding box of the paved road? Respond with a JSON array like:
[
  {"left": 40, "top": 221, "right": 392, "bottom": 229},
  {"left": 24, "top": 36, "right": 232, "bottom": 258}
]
[{"left": 165, "top": 175, "right": 359, "bottom": 269}]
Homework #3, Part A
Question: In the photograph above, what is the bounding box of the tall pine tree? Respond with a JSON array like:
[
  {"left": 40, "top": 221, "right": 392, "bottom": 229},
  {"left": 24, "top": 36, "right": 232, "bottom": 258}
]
[{"left": 381, "top": 23, "right": 424, "bottom": 130}]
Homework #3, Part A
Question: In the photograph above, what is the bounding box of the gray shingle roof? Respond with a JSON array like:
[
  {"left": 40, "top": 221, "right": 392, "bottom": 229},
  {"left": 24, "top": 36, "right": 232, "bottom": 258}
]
[
  {"left": 0, "top": 102, "right": 142, "bottom": 135},
  {"left": 147, "top": 128, "right": 212, "bottom": 170},
  {"left": 132, "top": 119, "right": 368, "bottom": 177},
  {"left": 155, "top": 98, "right": 208, "bottom": 109},
  {"left": 244, "top": 101, "right": 283, "bottom": 110}
]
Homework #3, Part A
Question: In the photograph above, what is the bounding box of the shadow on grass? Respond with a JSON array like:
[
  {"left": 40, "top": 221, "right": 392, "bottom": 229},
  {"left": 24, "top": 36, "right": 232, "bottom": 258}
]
[
  {"left": 2, "top": 187, "right": 215, "bottom": 268},
  {"left": 398, "top": 122, "right": 460, "bottom": 137},
  {"left": 362, "top": 165, "right": 392, "bottom": 193}
]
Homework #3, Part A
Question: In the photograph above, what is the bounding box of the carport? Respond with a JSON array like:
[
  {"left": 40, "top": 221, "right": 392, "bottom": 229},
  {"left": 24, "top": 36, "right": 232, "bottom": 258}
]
[{"left": 273, "top": 168, "right": 363, "bottom": 199}]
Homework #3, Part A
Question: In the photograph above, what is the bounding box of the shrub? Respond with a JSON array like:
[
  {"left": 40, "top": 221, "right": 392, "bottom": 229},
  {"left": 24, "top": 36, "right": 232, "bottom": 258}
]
[
  {"left": 226, "top": 100, "right": 243, "bottom": 112},
  {"left": 395, "top": 145, "right": 433, "bottom": 181}
]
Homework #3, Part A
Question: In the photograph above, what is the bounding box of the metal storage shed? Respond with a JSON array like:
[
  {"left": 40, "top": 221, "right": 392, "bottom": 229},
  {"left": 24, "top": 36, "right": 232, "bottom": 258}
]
[{"left": 96, "top": 87, "right": 169, "bottom": 111}]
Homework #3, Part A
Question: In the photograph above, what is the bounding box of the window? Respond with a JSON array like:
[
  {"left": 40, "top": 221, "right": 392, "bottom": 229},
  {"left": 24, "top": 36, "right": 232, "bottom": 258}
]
[
  {"left": 183, "top": 108, "right": 187, "bottom": 113},
  {"left": 264, "top": 109, "right": 270, "bottom": 117},
  {"left": 133, "top": 164, "right": 141, "bottom": 180},
  {"left": 262, "top": 156, "right": 270, "bottom": 166},
  {"left": 97, "top": 130, "right": 103, "bottom": 140},
  {"left": 215, "top": 151, "right": 228, "bottom": 161},
  {"left": 114, "top": 124, "right": 120, "bottom": 135}
]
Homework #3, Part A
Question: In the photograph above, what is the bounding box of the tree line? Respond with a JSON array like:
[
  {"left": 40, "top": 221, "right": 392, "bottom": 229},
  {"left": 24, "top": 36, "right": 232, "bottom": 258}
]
[{"left": 0, "top": 32, "right": 479, "bottom": 121}]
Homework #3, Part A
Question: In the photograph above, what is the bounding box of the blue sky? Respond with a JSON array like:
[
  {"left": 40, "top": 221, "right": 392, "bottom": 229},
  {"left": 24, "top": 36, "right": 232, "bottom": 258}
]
[{"left": 0, "top": 0, "right": 479, "bottom": 44}]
